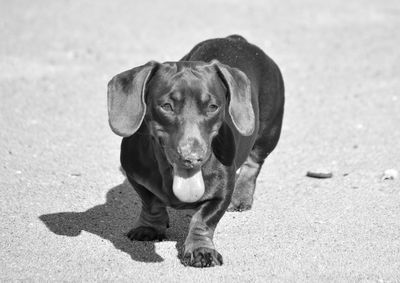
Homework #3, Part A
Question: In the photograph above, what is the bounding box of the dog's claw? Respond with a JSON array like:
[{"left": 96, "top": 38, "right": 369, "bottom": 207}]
[
  {"left": 126, "top": 226, "right": 166, "bottom": 241},
  {"left": 227, "top": 200, "right": 252, "bottom": 212},
  {"left": 182, "top": 247, "right": 223, "bottom": 267}
]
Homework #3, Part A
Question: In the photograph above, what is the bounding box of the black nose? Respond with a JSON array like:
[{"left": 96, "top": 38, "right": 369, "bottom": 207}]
[{"left": 181, "top": 155, "right": 203, "bottom": 168}]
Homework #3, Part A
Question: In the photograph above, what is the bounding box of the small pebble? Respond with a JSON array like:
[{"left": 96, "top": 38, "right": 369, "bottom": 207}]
[
  {"left": 70, "top": 173, "right": 82, "bottom": 177},
  {"left": 306, "top": 170, "right": 333, "bottom": 179},
  {"left": 381, "top": 169, "right": 398, "bottom": 180}
]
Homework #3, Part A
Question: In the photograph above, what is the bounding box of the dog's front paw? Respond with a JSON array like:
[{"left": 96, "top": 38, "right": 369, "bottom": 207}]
[
  {"left": 126, "top": 226, "right": 166, "bottom": 241},
  {"left": 182, "top": 247, "right": 223, "bottom": 267}
]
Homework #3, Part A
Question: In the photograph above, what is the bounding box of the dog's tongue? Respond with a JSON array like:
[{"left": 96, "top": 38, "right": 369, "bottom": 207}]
[{"left": 172, "top": 167, "right": 205, "bottom": 203}]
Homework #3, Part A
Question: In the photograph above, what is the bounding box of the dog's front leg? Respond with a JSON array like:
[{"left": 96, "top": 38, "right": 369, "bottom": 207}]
[
  {"left": 126, "top": 178, "right": 169, "bottom": 241},
  {"left": 182, "top": 166, "right": 234, "bottom": 267}
]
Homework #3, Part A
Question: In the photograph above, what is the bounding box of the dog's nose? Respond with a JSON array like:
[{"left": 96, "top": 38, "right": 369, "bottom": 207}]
[
  {"left": 177, "top": 139, "right": 205, "bottom": 168},
  {"left": 181, "top": 154, "right": 203, "bottom": 168}
]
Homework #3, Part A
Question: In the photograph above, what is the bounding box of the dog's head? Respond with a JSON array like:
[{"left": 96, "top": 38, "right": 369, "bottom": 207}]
[{"left": 108, "top": 60, "right": 254, "bottom": 202}]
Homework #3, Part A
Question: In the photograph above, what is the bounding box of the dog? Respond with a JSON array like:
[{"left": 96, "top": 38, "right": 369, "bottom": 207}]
[{"left": 107, "top": 35, "right": 284, "bottom": 267}]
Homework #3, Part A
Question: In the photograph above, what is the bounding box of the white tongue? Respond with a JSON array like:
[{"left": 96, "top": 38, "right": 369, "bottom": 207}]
[{"left": 172, "top": 167, "right": 205, "bottom": 203}]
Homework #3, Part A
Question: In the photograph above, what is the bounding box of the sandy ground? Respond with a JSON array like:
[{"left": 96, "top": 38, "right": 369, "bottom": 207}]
[{"left": 1, "top": 0, "right": 400, "bottom": 281}]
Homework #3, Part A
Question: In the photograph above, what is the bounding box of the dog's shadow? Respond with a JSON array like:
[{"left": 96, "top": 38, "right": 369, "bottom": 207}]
[{"left": 39, "top": 179, "right": 191, "bottom": 263}]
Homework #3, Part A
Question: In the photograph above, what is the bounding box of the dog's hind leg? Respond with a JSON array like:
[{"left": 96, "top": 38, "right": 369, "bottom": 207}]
[
  {"left": 228, "top": 108, "right": 283, "bottom": 212},
  {"left": 126, "top": 178, "right": 169, "bottom": 241},
  {"left": 227, "top": 153, "right": 263, "bottom": 211}
]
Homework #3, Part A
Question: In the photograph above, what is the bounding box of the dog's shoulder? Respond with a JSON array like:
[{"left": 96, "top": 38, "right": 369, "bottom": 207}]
[{"left": 120, "top": 126, "right": 158, "bottom": 174}]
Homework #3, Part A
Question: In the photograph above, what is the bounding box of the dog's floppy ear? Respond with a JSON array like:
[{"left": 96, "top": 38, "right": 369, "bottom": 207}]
[
  {"left": 213, "top": 60, "right": 255, "bottom": 136},
  {"left": 107, "top": 61, "right": 158, "bottom": 137}
]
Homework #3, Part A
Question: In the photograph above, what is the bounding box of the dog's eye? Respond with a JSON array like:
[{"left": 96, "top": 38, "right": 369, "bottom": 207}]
[
  {"left": 160, "top": 103, "right": 173, "bottom": 112},
  {"left": 208, "top": 104, "right": 219, "bottom": 112}
]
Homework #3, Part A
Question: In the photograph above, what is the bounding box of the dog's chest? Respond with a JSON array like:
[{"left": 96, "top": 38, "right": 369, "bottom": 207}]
[
  {"left": 122, "top": 135, "right": 228, "bottom": 209},
  {"left": 132, "top": 164, "right": 200, "bottom": 209},
  {"left": 122, "top": 139, "right": 188, "bottom": 207}
]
